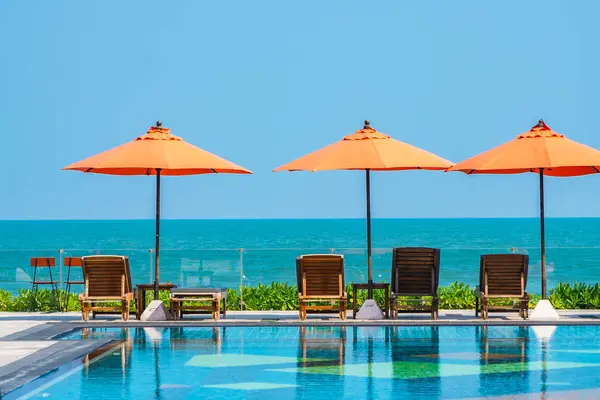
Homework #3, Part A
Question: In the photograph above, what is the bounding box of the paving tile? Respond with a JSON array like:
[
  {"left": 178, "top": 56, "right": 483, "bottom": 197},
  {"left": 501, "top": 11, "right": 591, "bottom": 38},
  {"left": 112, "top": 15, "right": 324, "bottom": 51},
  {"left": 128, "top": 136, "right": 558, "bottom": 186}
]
[{"left": 0, "top": 341, "right": 56, "bottom": 367}]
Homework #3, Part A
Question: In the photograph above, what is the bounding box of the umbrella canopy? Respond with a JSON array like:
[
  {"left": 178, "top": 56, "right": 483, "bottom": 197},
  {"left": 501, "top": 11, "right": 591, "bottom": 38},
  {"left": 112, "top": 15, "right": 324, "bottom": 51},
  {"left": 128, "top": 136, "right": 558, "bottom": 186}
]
[
  {"left": 275, "top": 121, "right": 453, "bottom": 298},
  {"left": 64, "top": 123, "right": 251, "bottom": 175},
  {"left": 64, "top": 122, "right": 252, "bottom": 299},
  {"left": 274, "top": 121, "right": 453, "bottom": 172},
  {"left": 448, "top": 120, "right": 600, "bottom": 298},
  {"left": 448, "top": 120, "right": 600, "bottom": 177}
]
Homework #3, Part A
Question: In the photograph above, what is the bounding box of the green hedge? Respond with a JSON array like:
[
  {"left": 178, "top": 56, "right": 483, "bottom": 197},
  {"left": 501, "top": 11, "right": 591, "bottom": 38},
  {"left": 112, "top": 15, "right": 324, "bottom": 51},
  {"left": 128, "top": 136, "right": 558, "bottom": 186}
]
[{"left": 2, "top": 281, "right": 600, "bottom": 312}]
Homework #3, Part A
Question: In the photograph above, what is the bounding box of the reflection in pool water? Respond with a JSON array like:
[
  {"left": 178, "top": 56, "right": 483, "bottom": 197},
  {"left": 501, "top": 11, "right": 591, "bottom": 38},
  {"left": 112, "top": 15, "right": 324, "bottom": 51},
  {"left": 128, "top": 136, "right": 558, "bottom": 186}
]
[{"left": 8, "top": 325, "right": 600, "bottom": 399}]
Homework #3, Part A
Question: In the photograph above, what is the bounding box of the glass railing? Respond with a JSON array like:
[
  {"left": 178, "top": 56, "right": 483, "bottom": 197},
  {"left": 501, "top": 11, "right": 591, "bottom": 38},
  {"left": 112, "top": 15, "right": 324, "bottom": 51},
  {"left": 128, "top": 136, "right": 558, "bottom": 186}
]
[{"left": 2, "top": 246, "right": 600, "bottom": 295}]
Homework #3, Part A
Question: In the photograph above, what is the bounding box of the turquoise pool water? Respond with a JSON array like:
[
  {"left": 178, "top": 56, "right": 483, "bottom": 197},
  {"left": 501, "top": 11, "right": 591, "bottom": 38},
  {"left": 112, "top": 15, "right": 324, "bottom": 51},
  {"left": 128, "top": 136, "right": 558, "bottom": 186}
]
[{"left": 8, "top": 325, "right": 600, "bottom": 399}]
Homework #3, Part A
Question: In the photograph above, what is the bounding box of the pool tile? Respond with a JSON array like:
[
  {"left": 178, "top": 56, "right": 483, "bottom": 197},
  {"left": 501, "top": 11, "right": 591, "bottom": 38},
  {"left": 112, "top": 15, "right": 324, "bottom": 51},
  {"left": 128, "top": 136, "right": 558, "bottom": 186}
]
[
  {"left": 202, "top": 382, "right": 297, "bottom": 390},
  {"left": 159, "top": 384, "right": 193, "bottom": 389},
  {"left": 554, "top": 349, "right": 600, "bottom": 354},
  {"left": 414, "top": 352, "right": 519, "bottom": 361},
  {"left": 186, "top": 354, "right": 312, "bottom": 367},
  {"left": 462, "top": 387, "right": 600, "bottom": 399},
  {"left": 271, "top": 360, "right": 600, "bottom": 379}
]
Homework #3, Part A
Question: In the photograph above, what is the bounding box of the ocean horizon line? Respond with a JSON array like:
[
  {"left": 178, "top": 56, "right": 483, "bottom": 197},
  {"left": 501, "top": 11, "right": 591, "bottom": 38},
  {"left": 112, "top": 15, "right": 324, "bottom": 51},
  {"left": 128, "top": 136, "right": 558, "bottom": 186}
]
[{"left": 1, "top": 216, "right": 600, "bottom": 222}]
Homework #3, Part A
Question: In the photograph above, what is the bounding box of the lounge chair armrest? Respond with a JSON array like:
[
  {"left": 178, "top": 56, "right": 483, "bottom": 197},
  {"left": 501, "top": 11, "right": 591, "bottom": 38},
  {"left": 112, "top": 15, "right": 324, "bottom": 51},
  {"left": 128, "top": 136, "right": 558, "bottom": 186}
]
[
  {"left": 474, "top": 291, "right": 483, "bottom": 298},
  {"left": 123, "top": 292, "right": 134, "bottom": 301},
  {"left": 79, "top": 294, "right": 86, "bottom": 301}
]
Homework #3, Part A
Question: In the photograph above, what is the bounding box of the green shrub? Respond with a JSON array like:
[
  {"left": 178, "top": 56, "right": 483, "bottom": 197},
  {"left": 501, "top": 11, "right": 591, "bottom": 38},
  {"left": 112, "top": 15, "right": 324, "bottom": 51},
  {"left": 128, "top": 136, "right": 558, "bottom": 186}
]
[{"left": 0, "top": 281, "right": 598, "bottom": 312}]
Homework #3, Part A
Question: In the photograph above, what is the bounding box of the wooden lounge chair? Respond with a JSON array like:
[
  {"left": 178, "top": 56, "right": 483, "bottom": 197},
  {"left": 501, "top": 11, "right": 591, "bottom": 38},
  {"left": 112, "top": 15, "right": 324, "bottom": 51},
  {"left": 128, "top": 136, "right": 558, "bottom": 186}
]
[
  {"left": 297, "top": 254, "right": 347, "bottom": 320},
  {"left": 475, "top": 254, "right": 529, "bottom": 320},
  {"left": 390, "top": 247, "right": 440, "bottom": 319},
  {"left": 79, "top": 256, "right": 134, "bottom": 321}
]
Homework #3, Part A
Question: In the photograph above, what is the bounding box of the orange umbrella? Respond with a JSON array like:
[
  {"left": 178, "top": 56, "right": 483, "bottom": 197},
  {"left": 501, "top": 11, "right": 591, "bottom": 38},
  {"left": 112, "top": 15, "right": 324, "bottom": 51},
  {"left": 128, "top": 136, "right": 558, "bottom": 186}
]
[
  {"left": 448, "top": 120, "right": 600, "bottom": 299},
  {"left": 64, "top": 121, "right": 252, "bottom": 298},
  {"left": 274, "top": 120, "right": 453, "bottom": 298}
]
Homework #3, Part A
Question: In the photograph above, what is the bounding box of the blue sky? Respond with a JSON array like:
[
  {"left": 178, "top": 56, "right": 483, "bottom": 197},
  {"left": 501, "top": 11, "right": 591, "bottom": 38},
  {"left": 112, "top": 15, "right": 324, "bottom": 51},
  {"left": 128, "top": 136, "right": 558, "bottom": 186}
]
[{"left": 1, "top": 1, "right": 599, "bottom": 219}]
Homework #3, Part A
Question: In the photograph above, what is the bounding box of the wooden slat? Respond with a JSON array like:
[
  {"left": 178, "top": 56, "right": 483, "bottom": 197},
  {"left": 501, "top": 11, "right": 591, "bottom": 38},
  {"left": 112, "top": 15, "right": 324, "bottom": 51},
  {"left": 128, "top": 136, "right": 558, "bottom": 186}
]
[
  {"left": 81, "top": 256, "right": 133, "bottom": 298},
  {"left": 480, "top": 254, "right": 528, "bottom": 297},
  {"left": 391, "top": 247, "right": 439, "bottom": 297},
  {"left": 298, "top": 254, "right": 344, "bottom": 298}
]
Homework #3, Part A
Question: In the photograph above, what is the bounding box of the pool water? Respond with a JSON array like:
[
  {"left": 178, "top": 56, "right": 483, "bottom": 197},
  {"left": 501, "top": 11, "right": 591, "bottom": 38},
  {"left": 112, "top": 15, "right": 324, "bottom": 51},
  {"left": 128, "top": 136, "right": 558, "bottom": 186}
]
[{"left": 8, "top": 325, "right": 600, "bottom": 399}]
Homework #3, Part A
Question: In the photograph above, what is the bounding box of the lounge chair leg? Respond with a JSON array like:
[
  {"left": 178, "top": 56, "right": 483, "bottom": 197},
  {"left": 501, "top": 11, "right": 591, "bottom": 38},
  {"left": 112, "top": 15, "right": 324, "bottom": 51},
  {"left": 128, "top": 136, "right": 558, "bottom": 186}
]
[
  {"left": 475, "top": 296, "right": 479, "bottom": 317},
  {"left": 432, "top": 298, "right": 439, "bottom": 320},
  {"left": 339, "top": 306, "right": 346, "bottom": 320},
  {"left": 299, "top": 302, "right": 306, "bottom": 321},
  {"left": 481, "top": 298, "right": 488, "bottom": 320},
  {"left": 82, "top": 307, "right": 89, "bottom": 321},
  {"left": 213, "top": 299, "right": 220, "bottom": 320}
]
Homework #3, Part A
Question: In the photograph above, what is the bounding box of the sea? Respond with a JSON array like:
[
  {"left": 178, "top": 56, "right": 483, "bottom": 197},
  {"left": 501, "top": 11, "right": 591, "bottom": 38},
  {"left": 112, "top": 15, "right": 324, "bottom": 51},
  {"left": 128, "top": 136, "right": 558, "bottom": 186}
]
[{"left": 1, "top": 218, "right": 600, "bottom": 295}]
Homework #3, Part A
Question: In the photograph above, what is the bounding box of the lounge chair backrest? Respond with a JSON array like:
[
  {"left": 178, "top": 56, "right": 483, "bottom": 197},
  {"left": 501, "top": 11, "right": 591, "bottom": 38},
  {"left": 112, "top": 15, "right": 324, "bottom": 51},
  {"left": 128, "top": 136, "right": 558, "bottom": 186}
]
[
  {"left": 297, "top": 254, "right": 344, "bottom": 297},
  {"left": 81, "top": 256, "right": 132, "bottom": 297},
  {"left": 391, "top": 247, "right": 440, "bottom": 296},
  {"left": 480, "top": 254, "right": 528, "bottom": 297}
]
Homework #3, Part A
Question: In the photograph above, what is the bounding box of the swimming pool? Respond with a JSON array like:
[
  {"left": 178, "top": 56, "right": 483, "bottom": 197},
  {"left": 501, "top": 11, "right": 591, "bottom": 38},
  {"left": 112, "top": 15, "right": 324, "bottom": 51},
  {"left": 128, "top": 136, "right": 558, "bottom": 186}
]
[{"left": 7, "top": 325, "right": 600, "bottom": 399}]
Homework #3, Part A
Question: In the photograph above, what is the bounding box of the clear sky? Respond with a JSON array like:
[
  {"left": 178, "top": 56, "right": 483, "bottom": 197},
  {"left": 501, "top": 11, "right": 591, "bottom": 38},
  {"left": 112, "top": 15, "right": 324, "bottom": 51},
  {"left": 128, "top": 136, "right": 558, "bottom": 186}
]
[{"left": 1, "top": 1, "right": 599, "bottom": 220}]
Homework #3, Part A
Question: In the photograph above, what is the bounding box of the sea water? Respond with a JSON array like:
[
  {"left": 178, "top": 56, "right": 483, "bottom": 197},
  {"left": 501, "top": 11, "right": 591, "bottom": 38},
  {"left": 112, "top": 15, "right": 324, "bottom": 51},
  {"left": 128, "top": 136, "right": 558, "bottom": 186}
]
[{"left": 1, "top": 218, "right": 599, "bottom": 294}]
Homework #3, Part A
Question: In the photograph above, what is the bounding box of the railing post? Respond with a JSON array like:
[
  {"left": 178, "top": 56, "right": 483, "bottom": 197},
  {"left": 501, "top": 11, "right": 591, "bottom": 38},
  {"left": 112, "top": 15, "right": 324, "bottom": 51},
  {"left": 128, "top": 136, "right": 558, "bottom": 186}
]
[
  {"left": 58, "top": 249, "right": 64, "bottom": 291},
  {"left": 149, "top": 249, "right": 154, "bottom": 283},
  {"left": 239, "top": 248, "right": 244, "bottom": 311}
]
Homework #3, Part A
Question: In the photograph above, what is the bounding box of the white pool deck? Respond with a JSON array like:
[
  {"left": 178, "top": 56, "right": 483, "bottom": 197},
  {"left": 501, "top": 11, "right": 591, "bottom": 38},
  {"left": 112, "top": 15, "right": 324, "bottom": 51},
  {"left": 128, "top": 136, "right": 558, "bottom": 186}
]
[{"left": 1, "top": 309, "right": 600, "bottom": 371}]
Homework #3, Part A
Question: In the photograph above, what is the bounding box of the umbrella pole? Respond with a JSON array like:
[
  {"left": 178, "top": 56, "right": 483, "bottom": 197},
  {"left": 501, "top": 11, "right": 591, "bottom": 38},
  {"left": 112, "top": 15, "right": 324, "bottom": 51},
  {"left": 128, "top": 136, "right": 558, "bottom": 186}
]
[
  {"left": 539, "top": 168, "right": 547, "bottom": 299},
  {"left": 154, "top": 168, "right": 161, "bottom": 300},
  {"left": 366, "top": 169, "right": 373, "bottom": 299}
]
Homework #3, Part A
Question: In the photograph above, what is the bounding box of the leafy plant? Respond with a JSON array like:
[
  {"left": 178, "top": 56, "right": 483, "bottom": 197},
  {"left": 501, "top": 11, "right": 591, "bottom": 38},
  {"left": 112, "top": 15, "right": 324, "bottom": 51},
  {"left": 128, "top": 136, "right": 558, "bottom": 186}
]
[
  {"left": 439, "top": 282, "right": 475, "bottom": 309},
  {"left": 0, "top": 281, "right": 598, "bottom": 312}
]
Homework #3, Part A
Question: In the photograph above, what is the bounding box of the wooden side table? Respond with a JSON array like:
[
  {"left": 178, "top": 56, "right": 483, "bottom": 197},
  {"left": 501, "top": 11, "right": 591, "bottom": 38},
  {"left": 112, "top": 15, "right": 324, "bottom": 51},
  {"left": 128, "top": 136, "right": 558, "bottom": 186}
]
[
  {"left": 135, "top": 283, "right": 178, "bottom": 319},
  {"left": 170, "top": 288, "right": 228, "bottom": 320},
  {"left": 352, "top": 283, "right": 390, "bottom": 319}
]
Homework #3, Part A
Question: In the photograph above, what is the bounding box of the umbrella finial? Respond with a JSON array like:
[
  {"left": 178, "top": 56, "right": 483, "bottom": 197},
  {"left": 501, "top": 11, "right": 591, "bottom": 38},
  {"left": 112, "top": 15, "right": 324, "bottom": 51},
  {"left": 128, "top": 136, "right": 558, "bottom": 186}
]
[
  {"left": 156, "top": 121, "right": 163, "bottom": 128},
  {"left": 363, "top": 120, "right": 372, "bottom": 129},
  {"left": 537, "top": 119, "right": 545, "bottom": 128}
]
